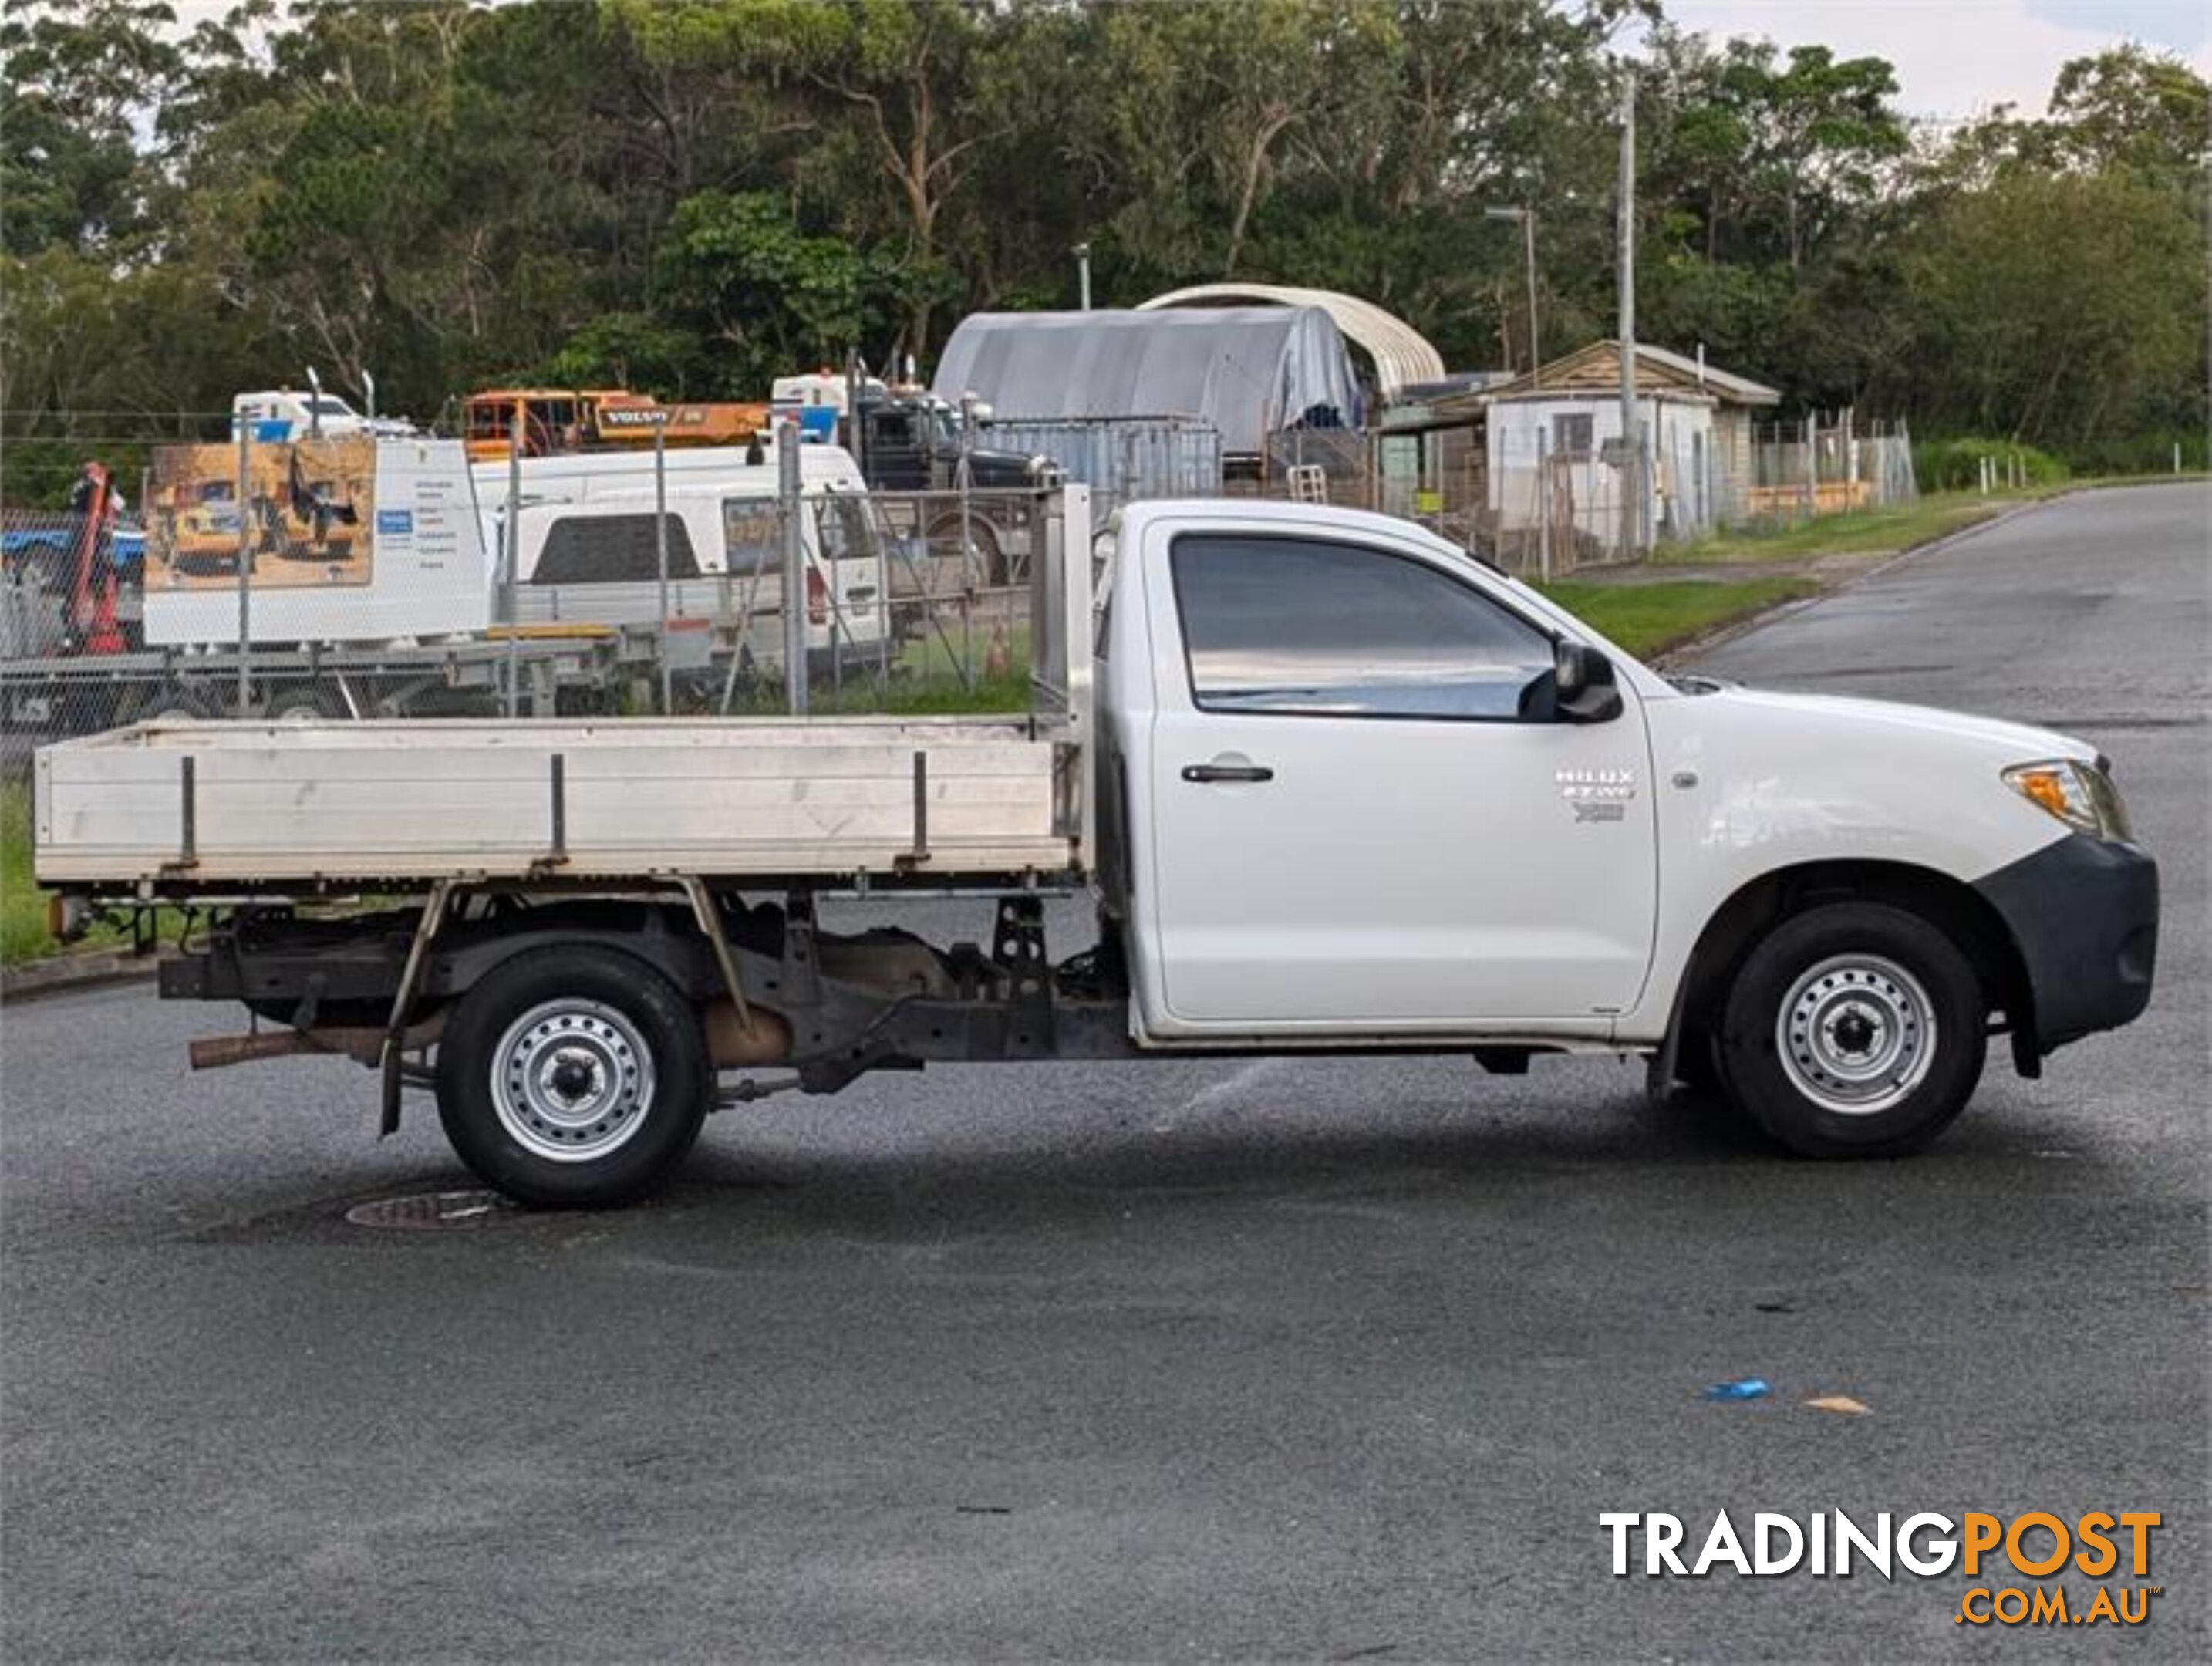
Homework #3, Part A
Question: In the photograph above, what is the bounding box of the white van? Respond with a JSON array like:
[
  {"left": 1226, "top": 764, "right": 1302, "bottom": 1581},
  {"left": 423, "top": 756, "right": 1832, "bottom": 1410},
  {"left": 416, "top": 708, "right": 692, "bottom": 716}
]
[
  {"left": 504, "top": 483, "right": 891, "bottom": 674},
  {"left": 480, "top": 442, "right": 895, "bottom": 674}
]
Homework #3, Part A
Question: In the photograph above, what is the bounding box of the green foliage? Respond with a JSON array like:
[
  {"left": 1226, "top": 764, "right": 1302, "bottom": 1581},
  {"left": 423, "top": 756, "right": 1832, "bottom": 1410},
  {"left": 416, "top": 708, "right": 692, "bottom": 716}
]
[
  {"left": 651, "top": 190, "right": 917, "bottom": 394},
  {"left": 1895, "top": 168, "right": 2204, "bottom": 456},
  {"left": 0, "top": 0, "right": 2203, "bottom": 501},
  {"left": 2063, "top": 430, "right": 2208, "bottom": 477},
  {"left": 1910, "top": 439, "right": 2070, "bottom": 493}
]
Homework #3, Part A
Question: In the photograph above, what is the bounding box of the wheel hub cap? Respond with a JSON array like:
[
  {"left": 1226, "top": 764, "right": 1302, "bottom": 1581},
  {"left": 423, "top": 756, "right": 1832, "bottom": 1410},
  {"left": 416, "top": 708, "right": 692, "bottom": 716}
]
[
  {"left": 1776, "top": 955, "right": 1937, "bottom": 1116},
  {"left": 491, "top": 1000, "right": 656, "bottom": 1162}
]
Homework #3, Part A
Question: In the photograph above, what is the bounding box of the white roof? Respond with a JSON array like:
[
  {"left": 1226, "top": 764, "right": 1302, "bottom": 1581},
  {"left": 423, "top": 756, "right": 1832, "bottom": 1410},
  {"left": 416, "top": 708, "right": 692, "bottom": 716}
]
[
  {"left": 471, "top": 442, "right": 865, "bottom": 498},
  {"left": 1136, "top": 284, "right": 1446, "bottom": 400}
]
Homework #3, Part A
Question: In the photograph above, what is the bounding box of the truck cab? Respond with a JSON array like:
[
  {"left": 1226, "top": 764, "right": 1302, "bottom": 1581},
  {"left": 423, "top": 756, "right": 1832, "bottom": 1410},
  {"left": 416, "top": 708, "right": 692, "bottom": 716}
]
[{"left": 1098, "top": 498, "right": 2155, "bottom": 1114}]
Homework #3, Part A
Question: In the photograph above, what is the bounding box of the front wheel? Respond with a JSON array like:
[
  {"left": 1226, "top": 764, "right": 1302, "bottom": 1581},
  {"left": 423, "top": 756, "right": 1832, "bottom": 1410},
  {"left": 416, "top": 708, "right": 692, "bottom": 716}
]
[
  {"left": 1716, "top": 902, "right": 1986, "bottom": 1158},
  {"left": 435, "top": 946, "right": 711, "bottom": 1206}
]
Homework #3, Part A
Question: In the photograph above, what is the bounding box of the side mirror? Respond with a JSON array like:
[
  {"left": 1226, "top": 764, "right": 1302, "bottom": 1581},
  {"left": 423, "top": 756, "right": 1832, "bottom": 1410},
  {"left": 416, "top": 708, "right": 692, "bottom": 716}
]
[{"left": 1553, "top": 642, "right": 1623, "bottom": 723}]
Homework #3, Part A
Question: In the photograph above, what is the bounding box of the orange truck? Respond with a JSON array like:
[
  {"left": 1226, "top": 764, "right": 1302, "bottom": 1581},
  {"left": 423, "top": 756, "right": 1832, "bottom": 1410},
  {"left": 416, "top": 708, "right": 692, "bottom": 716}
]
[{"left": 461, "top": 389, "right": 770, "bottom": 462}]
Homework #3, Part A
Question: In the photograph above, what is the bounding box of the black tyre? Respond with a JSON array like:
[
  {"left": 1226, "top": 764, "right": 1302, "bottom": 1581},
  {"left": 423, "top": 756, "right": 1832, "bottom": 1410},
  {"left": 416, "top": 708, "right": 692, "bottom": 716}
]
[
  {"left": 929, "top": 513, "right": 1008, "bottom": 587},
  {"left": 435, "top": 946, "right": 711, "bottom": 1206},
  {"left": 128, "top": 687, "right": 208, "bottom": 723},
  {"left": 1716, "top": 902, "right": 1985, "bottom": 1158},
  {"left": 265, "top": 688, "right": 339, "bottom": 723}
]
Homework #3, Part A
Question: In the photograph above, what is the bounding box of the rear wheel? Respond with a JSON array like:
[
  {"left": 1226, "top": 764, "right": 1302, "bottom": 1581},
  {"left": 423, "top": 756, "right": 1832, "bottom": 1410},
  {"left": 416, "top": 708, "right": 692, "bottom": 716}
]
[
  {"left": 927, "top": 512, "right": 1007, "bottom": 587},
  {"left": 1716, "top": 902, "right": 1985, "bottom": 1157},
  {"left": 128, "top": 686, "right": 208, "bottom": 723},
  {"left": 435, "top": 946, "right": 711, "bottom": 1206},
  {"left": 265, "top": 688, "right": 339, "bottom": 723}
]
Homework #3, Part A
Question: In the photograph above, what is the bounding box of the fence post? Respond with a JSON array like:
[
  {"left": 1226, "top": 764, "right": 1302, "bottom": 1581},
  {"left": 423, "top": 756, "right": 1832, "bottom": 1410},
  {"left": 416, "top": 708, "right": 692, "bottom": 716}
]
[
  {"left": 653, "top": 422, "right": 672, "bottom": 715},
  {"left": 1537, "top": 425, "right": 1553, "bottom": 583},
  {"left": 878, "top": 505, "right": 892, "bottom": 691},
  {"left": 778, "top": 417, "right": 807, "bottom": 717},
  {"left": 235, "top": 421, "right": 252, "bottom": 716},
  {"left": 957, "top": 392, "right": 977, "bottom": 693},
  {"left": 1802, "top": 415, "right": 1817, "bottom": 522},
  {"left": 504, "top": 415, "right": 522, "bottom": 719}
]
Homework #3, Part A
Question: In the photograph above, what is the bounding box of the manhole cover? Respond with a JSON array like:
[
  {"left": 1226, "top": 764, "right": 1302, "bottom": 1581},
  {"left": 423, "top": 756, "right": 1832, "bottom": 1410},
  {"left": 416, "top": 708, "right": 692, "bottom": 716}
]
[{"left": 346, "top": 1189, "right": 518, "bottom": 1231}]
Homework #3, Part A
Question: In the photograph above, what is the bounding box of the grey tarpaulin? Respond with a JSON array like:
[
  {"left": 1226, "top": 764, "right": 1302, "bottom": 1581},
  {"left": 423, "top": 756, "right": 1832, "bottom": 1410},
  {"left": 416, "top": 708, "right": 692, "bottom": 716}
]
[{"left": 932, "top": 308, "right": 1362, "bottom": 454}]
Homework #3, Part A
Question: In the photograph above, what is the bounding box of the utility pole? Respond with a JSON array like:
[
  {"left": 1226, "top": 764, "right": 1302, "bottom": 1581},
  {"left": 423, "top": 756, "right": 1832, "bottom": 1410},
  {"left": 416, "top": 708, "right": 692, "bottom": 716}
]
[
  {"left": 1483, "top": 207, "right": 1542, "bottom": 387},
  {"left": 1522, "top": 212, "right": 1541, "bottom": 388},
  {"left": 1616, "top": 70, "right": 1639, "bottom": 562}
]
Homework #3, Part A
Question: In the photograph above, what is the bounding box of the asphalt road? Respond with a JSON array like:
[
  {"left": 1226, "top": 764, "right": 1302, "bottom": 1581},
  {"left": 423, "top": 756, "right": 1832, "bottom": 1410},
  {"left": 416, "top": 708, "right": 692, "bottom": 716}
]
[{"left": 3, "top": 484, "right": 2205, "bottom": 1662}]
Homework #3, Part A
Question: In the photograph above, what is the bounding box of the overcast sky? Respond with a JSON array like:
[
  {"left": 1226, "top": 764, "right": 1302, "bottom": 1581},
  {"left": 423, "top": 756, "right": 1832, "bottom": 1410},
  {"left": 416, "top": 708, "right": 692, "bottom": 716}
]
[{"left": 1664, "top": 0, "right": 2212, "bottom": 120}]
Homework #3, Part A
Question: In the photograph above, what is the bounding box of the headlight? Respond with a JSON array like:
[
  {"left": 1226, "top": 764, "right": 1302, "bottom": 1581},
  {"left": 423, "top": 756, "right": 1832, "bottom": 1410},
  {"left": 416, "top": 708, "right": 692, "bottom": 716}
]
[{"left": 2002, "top": 759, "right": 2133, "bottom": 842}]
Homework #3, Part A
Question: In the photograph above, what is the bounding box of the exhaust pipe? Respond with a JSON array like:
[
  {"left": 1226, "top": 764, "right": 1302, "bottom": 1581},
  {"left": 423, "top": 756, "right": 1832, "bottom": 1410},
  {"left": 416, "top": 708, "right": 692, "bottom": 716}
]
[
  {"left": 705, "top": 1000, "right": 791, "bottom": 1067},
  {"left": 189, "top": 1013, "right": 444, "bottom": 1071}
]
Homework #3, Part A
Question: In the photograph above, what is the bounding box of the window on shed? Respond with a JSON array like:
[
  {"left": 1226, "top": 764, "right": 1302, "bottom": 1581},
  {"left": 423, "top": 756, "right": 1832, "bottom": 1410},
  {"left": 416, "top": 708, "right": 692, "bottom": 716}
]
[
  {"left": 532, "top": 514, "right": 699, "bottom": 583},
  {"left": 1553, "top": 413, "right": 1595, "bottom": 456}
]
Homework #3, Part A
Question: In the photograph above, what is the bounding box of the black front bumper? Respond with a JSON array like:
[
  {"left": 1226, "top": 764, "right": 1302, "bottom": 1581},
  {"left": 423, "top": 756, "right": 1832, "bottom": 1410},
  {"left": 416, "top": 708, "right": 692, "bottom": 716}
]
[{"left": 1975, "top": 833, "right": 2159, "bottom": 1053}]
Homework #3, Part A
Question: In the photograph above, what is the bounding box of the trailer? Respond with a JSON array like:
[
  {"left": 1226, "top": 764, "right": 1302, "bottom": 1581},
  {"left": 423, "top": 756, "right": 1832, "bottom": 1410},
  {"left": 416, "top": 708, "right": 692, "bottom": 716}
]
[{"left": 34, "top": 484, "right": 2158, "bottom": 1207}]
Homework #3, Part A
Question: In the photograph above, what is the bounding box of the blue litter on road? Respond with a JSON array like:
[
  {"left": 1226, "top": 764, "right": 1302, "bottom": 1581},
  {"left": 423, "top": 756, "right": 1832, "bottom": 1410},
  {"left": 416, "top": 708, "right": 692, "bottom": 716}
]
[{"left": 1703, "top": 1378, "right": 1772, "bottom": 1401}]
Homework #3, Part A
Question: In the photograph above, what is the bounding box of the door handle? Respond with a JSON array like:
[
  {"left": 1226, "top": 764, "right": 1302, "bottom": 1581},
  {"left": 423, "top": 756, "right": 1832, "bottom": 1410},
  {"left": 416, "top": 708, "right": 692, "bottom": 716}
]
[{"left": 1182, "top": 761, "right": 1274, "bottom": 784}]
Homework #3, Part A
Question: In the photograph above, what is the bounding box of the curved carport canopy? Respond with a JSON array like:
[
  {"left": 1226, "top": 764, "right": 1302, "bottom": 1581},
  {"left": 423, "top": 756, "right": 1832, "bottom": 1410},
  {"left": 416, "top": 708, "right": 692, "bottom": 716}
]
[{"left": 1137, "top": 283, "right": 1445, "bottom": 402}]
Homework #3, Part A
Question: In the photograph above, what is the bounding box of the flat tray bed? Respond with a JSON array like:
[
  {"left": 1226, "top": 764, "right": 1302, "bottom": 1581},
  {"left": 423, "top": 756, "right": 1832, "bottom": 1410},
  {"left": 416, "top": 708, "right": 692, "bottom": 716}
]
[{"left": 35, "top": 717, "right": 1079, "bottom": 888}]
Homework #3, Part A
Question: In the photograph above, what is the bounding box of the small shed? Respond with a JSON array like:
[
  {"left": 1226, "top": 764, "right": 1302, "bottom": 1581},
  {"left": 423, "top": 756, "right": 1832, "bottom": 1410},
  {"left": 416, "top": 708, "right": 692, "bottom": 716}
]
[
  {"left": 1472, "top": 341, "right": 1780, "bottom": 529},
  {"left": 1484, "top": 386, "right": 1717, "bottom": 544},
  {"left": 931, "top": 307, "right": 1363, "bottom": 456}
]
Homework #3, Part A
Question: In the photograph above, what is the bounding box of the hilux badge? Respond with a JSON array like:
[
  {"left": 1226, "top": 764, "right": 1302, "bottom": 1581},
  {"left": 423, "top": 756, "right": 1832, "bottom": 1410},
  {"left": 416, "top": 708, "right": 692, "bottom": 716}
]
[{"left": 1557, "top": 767, "right": 1637, "bottom": 822}]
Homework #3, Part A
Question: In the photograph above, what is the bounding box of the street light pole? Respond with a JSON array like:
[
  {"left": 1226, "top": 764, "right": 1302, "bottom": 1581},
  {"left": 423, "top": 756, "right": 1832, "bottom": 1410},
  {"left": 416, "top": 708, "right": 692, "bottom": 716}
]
[
  {"left": 1616, "top": 71, "right": 1640, "bottom": 562},
  {"left": 1483, "top": 207, "right": 1541, "bottom": 387}
]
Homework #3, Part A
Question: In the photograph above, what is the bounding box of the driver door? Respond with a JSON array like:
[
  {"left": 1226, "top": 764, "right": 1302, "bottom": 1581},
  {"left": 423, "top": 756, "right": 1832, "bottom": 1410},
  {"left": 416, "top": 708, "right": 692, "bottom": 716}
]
[{"left": 1142, "top": 529, "right": 1657, "bottom": 1030}]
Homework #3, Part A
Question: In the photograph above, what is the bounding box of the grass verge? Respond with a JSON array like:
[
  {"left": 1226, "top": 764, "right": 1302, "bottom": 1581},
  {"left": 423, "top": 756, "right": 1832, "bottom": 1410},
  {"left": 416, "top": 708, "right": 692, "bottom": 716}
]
[
  {"left": 1542, "top": 575, "right": 1818, "bottom": 659},
  {"left": 1661, "top": 488, "right": 2057, "bottom": 564},
  {"left": 1, "top": 784, "right": 44, "bottom": 964}
]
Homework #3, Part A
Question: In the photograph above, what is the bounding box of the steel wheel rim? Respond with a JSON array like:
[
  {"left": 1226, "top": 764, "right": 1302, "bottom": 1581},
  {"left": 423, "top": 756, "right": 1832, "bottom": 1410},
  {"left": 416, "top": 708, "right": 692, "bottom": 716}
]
[
  {"left": 1775, "top": 953, "right": 1937, "bottom": 1115},
  {"left": 490, "top": 999, "right": 656, "bottom": 1162}
]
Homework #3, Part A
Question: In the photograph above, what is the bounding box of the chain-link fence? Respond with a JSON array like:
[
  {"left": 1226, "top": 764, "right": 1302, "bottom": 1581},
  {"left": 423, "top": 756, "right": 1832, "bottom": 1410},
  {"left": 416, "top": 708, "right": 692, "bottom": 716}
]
[
  {"left": 2, "top": 427, "right": 1078, "bottom": 776},
  {"left": 4, "top": 401, "right": 1928, "bottom": 775},
  {"left": 982, "top": 416, "right": 1221, "bottom": 521},
  {"left": 1745, "top": 413, "right": 1917, "bottom": 527}
]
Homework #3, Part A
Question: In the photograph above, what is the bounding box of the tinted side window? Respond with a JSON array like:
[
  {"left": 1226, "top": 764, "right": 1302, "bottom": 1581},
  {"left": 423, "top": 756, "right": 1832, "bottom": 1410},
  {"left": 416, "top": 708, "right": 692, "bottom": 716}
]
[
  {"left": 533, "top": 514, "right": 699, "bottom": 583},
  {"left": 1170, "top": 535, "right": 1553, "bottom": 720}
]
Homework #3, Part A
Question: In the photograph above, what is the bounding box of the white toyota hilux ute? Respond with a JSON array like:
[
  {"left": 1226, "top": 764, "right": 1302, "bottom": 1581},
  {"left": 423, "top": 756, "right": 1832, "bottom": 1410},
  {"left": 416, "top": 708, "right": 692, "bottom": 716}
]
[{"left": 35, "top": 491, "right": 2158, "bottom": 1205}]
